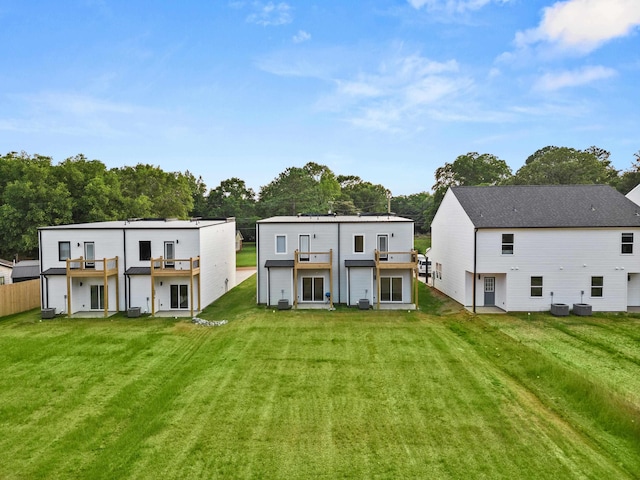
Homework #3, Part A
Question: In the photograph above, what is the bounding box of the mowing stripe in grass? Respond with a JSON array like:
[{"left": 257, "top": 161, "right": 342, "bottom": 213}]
[{"left": 447, "top": 316, "right": 640, "bottom": 477}]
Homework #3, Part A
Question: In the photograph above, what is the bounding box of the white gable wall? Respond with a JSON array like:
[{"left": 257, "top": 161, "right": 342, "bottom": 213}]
[
  {"left": 199, "top": 220, "right": 236, "bottom": 307},
  {"left": 430, "top": 189, "right": 476, "bottom": 307}
]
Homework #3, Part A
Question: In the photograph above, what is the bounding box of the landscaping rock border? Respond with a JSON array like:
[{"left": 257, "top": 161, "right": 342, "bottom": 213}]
[{"left": 192, "top": 317, "right": 227, "bottom": 327}]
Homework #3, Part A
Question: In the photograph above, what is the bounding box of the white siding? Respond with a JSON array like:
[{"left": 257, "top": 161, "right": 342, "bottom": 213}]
[
  {"left": 429, "top": 189, "right": 475, "bottom": 307},
  {"left": 257, "top": 217, "right": 415, "bottom": 307},
  {"left": 348, "top": 268, "right": 374, "bottom": 305},
  {"left": 40, "top": 219, "right": 235, "bottom": 315},
  {"left": 475, "top": 228, "right": 640, "bottom": 312},
  {"left": 268, "top": 268, "right": 293, "bottom": 306},
  {"left": 199, "top": 220, "right": 236, "bottom": 307}
]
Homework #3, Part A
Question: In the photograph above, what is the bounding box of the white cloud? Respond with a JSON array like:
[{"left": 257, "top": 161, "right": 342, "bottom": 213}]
[
  {"left": 322, "top": 54, "right": 470, "bottom": 131},
  {"left": 246, "top": 2, "right": 292, "bottom": 26},
  {"left": 292, "top": 30, "right": 311, "bottom": 43},
  {"left": 534, "top": 65, "right": 617, "bottom": 91},
  {"left": 407, "top": 0, "right": 512, "bottom": 14},
  {"left": 516, "top": 0, "right": 640, "bottom": 54}
]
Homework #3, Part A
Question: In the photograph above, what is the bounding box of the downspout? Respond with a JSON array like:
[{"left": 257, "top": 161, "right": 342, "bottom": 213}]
[
  {"left": 337, "top": 222, "right": 341, "bottom": 304},
  {"left": 256, "top": 222, "right": 261, "bottom": 304},
  {"left": 473, "top": 228, "right": 478, "bottom": 314},
  {"left": 123, "top": 228, "right": 128, "bottom": 310},
  {"left": 38, "top": 229, "right": 45, "bottom": 308}
]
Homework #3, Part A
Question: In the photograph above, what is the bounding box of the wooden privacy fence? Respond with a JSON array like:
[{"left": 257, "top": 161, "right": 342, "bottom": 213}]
[{"left": 0, "top": 279, "right": 40, "bottom": 317}]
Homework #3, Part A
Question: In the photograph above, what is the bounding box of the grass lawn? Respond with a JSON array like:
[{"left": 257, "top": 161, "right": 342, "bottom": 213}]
[
  {"left": 0, "top": 279, "right": 639, "bottom": 479},
  {"left": 413, "top": 234, "right": 431, "bottom": 255},
  {"left": 236, "top": 242, "right": 256, "bottom": 268}
]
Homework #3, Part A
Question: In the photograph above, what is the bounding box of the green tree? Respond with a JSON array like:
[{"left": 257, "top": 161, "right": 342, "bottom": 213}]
[
  {"left": 115, "top": 164, "right": 194, "bottom": 219},
  {"left": 391, "top": 192, "right": 434, "bottom": 233},
  {"left": 337, "top": 175, "right": 389, "bottom": 213},
  {"left": 616, "top": 150, "right": 640, "bottom": 195},
  {"left": 0, "top": 156, "right": 72, "bottom": 258},
  {"left": 430, "top": 152, "right": 512, "bottom": 226},
  {"left": 511, "top": 146, "right": 619, "bottom": 185},
  {"left": 55, "top": 154, "right": 125, "bottom": 223},
  {"left": 258, "top": 163, "right": 340, "bottom": 217},
  {"left": 184, "top": 171, "right": 208, "bottom": 218}
]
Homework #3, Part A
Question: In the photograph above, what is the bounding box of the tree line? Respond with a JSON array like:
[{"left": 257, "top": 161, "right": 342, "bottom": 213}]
[{"left": 1, "top": 146, "right": 639, "bottom": 260}]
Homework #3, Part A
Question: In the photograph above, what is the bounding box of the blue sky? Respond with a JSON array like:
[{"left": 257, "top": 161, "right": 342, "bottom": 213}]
[{"left": 1, "top": 1, "right": 639, "bottom": 196}]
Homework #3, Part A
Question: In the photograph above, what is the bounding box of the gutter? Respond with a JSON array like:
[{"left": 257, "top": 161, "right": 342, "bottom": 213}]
[{"left": 473, "top": 227, "right": 478, "bottom": 314}]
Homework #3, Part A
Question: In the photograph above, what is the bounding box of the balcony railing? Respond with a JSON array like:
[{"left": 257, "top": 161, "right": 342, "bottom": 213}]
[
  {"left": 66, "top": 257, "right": 119, "bottom": 276},
  {"left": 374, "top": 250, "right": 418, "bottom": 269},
  {"left": 294, "top": 250, "right": 332, "bottom": 269},
  {"left": 150, "top": 256, "right": 200, "bottom": 276}
]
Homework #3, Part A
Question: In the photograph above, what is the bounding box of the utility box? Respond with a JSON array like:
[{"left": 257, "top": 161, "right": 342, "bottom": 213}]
[
  {"left": 278, "top": 299, "right": 291, "bottom": 310},
  {"left": 41, "top": 308, "right": 56, "bottom": 319},
  {"left": 550, "top": 303, "right": 569, "bottom": 316},
  {"left": 127, "top": 307, "right": 141, "bottom": 318},
  {"left": 572, "top": 303, "right": 592, "bottom": 316},
  {"left": 358, "top": 299, "right": 370, "bottom": 310}
]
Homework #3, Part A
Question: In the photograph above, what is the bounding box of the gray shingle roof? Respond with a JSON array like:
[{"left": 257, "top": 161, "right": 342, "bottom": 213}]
[
  {"left": 11, "top": 260, "right": 40, "bottom": 280},
  {"left": 451, "top": 185, "right": 640, "bottom": 228}
]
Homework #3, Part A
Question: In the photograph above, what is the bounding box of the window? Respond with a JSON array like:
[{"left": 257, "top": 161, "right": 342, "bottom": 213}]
[
  {"left": 0, "top": 277, "right": 5, "bottom": 285},
  {"left": 299, "top": 235, "right": 310, "bottom": 261},
  {"left": 622, "top": 233, "right": 633, "bottom": 254},
  {"left": 276, "top": 235, "right": 286, "bottom": 254},
  {"left": 434, "top": 262, "right": 442, "bottom": 280},
  {"left": 59, "top": 241, "right": 71, "bottom": 261},
  {"left": 84, "top": 242, "right": 95, "bottom": 268},
  {"left": 165, "top": 241, "right": 175, "bottom": 267},
  {"left": 139, "top": 241, "right": 151, "bottom": 261},
  {"left": 380, "top": 277, "right": 403, "bottom": 302},
  {"left": 377, "top": 234, "right": 388, "bottom": 260},
  {"left": 502, "top": 234, "right": 514, "bottom": 255},
  {"left": 302, "top": 277, "right": 324, "bottom": 301},
  {"left": 530, "top": 276, "right": 543, "bottom": 297},
  {"left": 591, "top": 276, "right": 603, "bottom": 297},
  {"left": 171, "top": 285, "right": 189, "bottom": 309},
  {"left": 354, "top": 235, "right": 364, "bottom": 253},
  {"left": 90, "top": 285, "right": 105, "bottom": 310}
]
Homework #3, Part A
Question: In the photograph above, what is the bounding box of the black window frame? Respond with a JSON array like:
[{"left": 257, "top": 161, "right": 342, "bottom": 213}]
[
  {"left": 58, "top": 241, "right": 71, "bottom": 261},
  {"left": 622, "top": 233, "right": 633, "bottom": 254},
  {"left": 530, "top": 276, "right": 543, "bottom": 297},
  {"left": 354, "top": 234, "right": 364, "bottom": 253},
  {"left": 139, "top": 241, "right": 151, "bottom": 261},
  {"left": 501, "top": 234, "right": 514, "bottom": 255},
  {"left": 591, "top": 276, "right": 603, "bottom": 297}
]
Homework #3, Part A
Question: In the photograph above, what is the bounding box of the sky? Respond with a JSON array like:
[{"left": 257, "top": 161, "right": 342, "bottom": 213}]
[{"left": 1, "top": 0, "right": 639, "bottom": 196}]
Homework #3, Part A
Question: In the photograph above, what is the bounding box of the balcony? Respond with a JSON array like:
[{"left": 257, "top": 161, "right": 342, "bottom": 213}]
[
  {"left": 374, "top": 249, "right": 419, "bottom": 310},
  {"left": 150, "top": 256, "right": 201, "bottom": 317},
  {"left": 66, "top": 256, "right": 118, "bottom": 277},
  {"left": 65, "top": 256, "right": 119, "bottom": 318},
  {"left": 375, "top": 249, "right": 419, "bottom": 270},
  {"left": 150, "top": 256, "right": 200, "bottom": 277},
  {"left": 294, "top": 250, "right": 332, "bottom": 270},
  {"left": 293, "top": 249, "right": 333, "bottom": 309}
]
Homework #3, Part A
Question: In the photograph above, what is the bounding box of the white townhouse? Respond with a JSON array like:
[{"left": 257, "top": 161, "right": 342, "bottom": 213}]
[
  {"left": 430, "top": 185, "right": 640, "bottom": 313},
  {"left": 39, "top": 218, "right": 236, "bottom": 317},
  {"left": 256, "top": 214, "right": 419, "bottom": 309}
]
